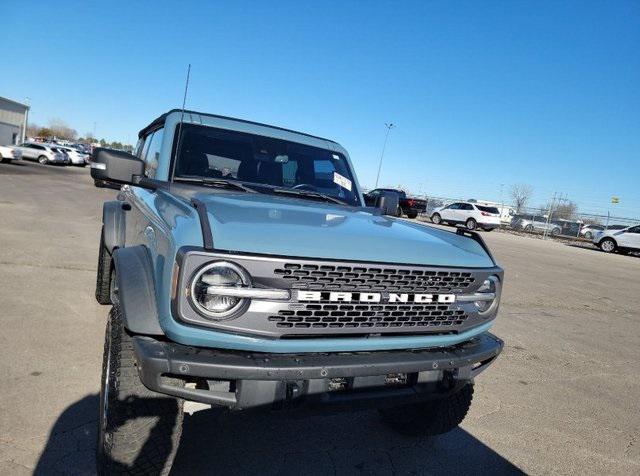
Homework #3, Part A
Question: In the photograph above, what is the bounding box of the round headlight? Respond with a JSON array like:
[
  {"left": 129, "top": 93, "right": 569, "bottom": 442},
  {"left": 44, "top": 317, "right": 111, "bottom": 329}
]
[
  {"left": 189, "top": 262, "right": 250, "bottom": 319},
  {"left": 474, "top": 275, "right": 501, "bottom": 315}
]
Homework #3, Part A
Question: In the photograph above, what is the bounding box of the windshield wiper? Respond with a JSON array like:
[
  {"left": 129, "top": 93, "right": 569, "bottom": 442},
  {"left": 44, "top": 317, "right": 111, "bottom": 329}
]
[
  {"left": 271, "top": 188, "right": 348, "bottom": 205},
  {"left": 174, "top": 177, "right": 258, "bottom": 193}
]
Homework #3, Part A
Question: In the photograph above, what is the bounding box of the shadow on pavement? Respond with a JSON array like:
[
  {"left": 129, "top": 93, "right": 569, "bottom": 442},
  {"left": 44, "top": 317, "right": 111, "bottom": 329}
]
[
  {"left": 565, "top": 243, "right": 640, "bottom": 258},
  {"left": 36, "top": 394, "right": 524, "bottom": 475}
]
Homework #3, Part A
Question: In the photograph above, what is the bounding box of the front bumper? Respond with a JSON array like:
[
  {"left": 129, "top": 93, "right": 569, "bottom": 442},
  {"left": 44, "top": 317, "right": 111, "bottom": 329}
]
[{"left": 133, "top": 332, "right": 503, "bottom": 411}]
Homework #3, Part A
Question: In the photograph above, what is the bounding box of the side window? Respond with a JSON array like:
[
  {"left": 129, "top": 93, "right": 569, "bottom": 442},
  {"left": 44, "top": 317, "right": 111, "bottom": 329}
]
[
  {"left": 134, "top": 138, "right": 145, "bottom": 158},
  {"left": 448, "top": 203, "right": 460, "bottom": 210},
  {"left": 144, "top": 129, "right": 163, "bottom": 179},
  {"left": 627, "top": 226, "right": 640, "bottom": 234},
  {"left": 462, "top": 203, "right": 474, "bottom": 210},
  {"left": 140, "top": 133, "right": 153, "bottom": 162}
]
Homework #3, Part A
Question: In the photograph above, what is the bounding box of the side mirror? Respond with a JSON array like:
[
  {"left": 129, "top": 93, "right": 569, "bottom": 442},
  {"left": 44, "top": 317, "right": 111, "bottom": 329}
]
[
  {"left": 90, "top": 148, "right": 145, "bottom": 185},
  {"left": 375, "top": 190, "right": 400, "bottom": 216}
]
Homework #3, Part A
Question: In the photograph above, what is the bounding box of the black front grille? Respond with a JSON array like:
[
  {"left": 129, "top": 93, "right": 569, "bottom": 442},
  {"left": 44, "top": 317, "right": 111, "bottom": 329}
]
[
  {"left": 268, "top": 302, "right": 468, "bottom": 330},
  {"left": 274, "top": 263, "right": 476, "bottom": 293}
]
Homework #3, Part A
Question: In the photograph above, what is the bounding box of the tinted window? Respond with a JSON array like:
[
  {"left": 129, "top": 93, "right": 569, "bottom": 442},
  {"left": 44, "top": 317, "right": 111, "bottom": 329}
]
[
  {"left": 173, "top": 124, "right": 360, "bottom": 205},
  {"left": 461, "top": 203, "right": 474, "bottom": 210},
  {"left": 144, "top": 128, "right": 163, "bottom": 179},
  {"left": 477, "top": 205, "right": 500, "bottom": 214},
  {"left": 447, "top": 203, "right": 460, "bottom": 209}
]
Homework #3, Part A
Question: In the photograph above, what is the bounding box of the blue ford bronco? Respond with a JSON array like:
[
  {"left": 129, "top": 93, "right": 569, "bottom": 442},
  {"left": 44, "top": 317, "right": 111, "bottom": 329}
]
[{"left": 91, "top": 109, "right": 504, "bottom": 474}]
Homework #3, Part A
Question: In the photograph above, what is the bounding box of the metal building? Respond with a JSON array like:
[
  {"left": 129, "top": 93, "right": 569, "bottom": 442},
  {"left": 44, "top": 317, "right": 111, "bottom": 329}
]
[{"left": 0, "top": 96, "right": 29, "bottom": 145}]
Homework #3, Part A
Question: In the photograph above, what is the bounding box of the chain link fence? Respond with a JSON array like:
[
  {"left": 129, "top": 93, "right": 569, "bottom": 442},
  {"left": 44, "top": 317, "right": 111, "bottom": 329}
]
[{"left": 413, "top": 195, "right": 639, "bottom": 241}]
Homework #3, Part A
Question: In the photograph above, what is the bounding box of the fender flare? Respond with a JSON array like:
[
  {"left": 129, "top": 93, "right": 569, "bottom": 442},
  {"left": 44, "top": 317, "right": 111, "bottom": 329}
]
[
  {"left": 102, "top": 201, "right": 126, "bottom": 253},
  {"left": 112, "top": 246, "right": 164, "bottom": 335}
]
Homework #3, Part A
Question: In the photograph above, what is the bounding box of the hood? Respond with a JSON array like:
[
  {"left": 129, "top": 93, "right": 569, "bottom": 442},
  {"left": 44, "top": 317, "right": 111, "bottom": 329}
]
[{"left": 191, "top": 191, "right": 495, "bottom": 268}]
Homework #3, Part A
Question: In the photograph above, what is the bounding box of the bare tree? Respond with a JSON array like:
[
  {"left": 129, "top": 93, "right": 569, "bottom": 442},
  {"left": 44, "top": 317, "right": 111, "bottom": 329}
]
[
  {"left": 26, "top": 123, "right": 40, "bottom": 137},
  {"left": 510, "top": 184, "right": 533, "bottom": 213},
  {"left": 540, "top": 200, "right": 578, "bottom": 220},
  {"left": 48, "top": 118, "right": 78, "bottom": 140}
]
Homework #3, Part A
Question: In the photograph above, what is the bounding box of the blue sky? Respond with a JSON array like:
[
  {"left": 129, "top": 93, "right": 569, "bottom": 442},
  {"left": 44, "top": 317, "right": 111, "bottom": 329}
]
[{"left": 2, "top": 1, "right": 639, "bottom": 217}]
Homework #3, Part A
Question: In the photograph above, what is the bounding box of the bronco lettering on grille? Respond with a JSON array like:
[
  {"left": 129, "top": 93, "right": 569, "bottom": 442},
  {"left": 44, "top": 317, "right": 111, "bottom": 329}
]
[{"left": 296, "top": 291, "right": 456, "bottom": 304}]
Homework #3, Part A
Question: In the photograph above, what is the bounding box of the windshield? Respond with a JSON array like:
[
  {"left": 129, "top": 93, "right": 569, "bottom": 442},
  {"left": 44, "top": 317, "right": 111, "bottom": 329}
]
[{"left": 172, "top": 124, "right": 360, "bottom": 206}]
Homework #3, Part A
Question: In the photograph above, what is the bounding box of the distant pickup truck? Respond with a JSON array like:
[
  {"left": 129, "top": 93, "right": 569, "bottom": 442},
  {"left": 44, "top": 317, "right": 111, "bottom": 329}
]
[{"left": 364, "top": 188, "right": 427, "bottom": 218}]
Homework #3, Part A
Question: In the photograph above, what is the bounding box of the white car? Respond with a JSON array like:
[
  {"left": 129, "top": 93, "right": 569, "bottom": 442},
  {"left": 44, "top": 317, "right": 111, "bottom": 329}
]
[
  {"left": 431, "top": 202, "right": 501, "bottom": 231},
  {"left": 0, "top": 145, "right": 22, "bottom": 163},
  {"left": 11, "top": 142, "right": 68, "bottom": 165},
  {"left": 54, "top": 145, "right": 89, "bottom": 166},
  {"left": 593, "top": 225, "right": 640, "bottom": 254}
]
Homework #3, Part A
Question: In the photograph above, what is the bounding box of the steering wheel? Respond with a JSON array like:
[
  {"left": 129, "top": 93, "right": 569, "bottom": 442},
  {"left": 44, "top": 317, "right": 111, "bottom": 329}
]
[{"left": 292, "top": 183, "right": 319, "bottom": 192}]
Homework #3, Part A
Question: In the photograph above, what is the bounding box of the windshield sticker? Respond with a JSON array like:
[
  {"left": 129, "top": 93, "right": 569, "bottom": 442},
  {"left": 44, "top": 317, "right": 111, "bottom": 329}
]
[{"left": 333, "top": 172, "right": 352, "bottom": 191}]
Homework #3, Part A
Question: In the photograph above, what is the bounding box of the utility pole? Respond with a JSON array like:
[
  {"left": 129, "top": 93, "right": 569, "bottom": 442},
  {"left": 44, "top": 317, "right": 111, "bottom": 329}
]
[
  {"left": 374, "top": 123, "right": 395, "bottom": 188},
  {"left": 543, "top": 192, "right": 557, "bottom": 240},
  {"left": 93, "top": 122, "right": 97, "bottom": 140},
  {"left": 499, "top": 183, "right": 505, "bottom": 222}
]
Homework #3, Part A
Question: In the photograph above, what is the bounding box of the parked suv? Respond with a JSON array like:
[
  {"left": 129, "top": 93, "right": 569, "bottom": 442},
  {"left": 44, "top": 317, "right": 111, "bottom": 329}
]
[
  {"left": 593, "top": 225, "right": 640, "bottom": 254},
  {"left": 431, "top": 202, "right": 501, "bottom": 231},
  {"left": 580, "top": 224, "right": 604, "bottom": 240},
  {"left": 510, "top": 214, "right": 561, "bottom": 235},
  {"left": 90, "top": 110, "right": 504, "bottom": 474},
  {"left": 11, "top": 142, "right": 67, "bottom": 165}
]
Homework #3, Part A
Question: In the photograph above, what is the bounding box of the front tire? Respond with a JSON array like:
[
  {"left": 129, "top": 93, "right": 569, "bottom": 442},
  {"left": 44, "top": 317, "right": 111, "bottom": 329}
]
[
  {"left": 379, "top": 384, "right": 474, "bottom": 436},
  {"left": 524, "top": 224, "right": 534, "bottom": 233},
  {"left": 98, "top": 306, "right": 183, "bottom": 475},
  {"left": 431, "top": 213, "right": 442, "bottom": 225},
  {"left": 465, "top": 218, "right": 477, "bottom": 231},
  {"left": 38, "top": 155, "right": 48, "bottom": 165},
  {"left": 407, "top": 211, "right": 418, "bottom": 219},
  {"left": 584, "top": 231, "right": 593, "bottom": 239},
  {"left": 599, "top": 238, "right": 616, "bottom": 253}
]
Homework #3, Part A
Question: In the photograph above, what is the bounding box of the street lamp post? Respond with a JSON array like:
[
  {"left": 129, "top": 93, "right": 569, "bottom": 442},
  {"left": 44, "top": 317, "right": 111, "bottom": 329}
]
[{"left": 374, "top": 123, "right": 395, "bottom": 188}]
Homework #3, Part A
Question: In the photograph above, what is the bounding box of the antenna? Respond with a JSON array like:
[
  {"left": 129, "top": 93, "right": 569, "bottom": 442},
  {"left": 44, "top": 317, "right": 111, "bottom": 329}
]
[{"left": 171, "top": 64, "right": 191, "bottom": 179}]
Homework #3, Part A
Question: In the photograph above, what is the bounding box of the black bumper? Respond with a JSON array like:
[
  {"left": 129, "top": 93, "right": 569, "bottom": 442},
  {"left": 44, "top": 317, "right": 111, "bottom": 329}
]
[{"left": 132, "top": 333, "right": 503, "bottom": 411}]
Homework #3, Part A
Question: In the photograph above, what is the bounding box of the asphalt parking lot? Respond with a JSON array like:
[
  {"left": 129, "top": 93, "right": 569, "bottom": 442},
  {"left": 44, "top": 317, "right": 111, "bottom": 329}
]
[{"left": 1, "top": 160, "right": 639, "bottom": 475}]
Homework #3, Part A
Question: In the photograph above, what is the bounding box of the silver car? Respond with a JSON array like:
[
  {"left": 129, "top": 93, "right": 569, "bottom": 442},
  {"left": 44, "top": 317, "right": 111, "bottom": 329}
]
[
  {"left": 11, "top": 142, "right": 67, "bottom": 165},
  {"left": 54, "top": 145, "right": 90, "bottom": 166},
  {"left": 510, "top": 214, "right": 561, "bottom": 235}
]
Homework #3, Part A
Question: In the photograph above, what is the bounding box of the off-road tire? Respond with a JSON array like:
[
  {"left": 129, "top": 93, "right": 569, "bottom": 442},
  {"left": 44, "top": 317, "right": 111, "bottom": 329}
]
[
  {"left": 97, "top": 306, "right": 183, "bottom": 475},
  {"left": 38, "top": 155, "right": 48, "bottom": 165},
  {"left": 95, "top": 230, "right": 112, "bottom": 305},
  {"left": 431, "top": 213, "right": 442, "bottom": 225},
  {"left": 379, "top": 384, "right": 473, "bottom": 436},
  {"left": 465, "top": 218, "right": 477, "bottom": 231},
  {"left": 407, "top": 211, "right": 418, "bottom": 219},
  {"left": 599, "top": 238, "right": 616, "bottom": 253}
]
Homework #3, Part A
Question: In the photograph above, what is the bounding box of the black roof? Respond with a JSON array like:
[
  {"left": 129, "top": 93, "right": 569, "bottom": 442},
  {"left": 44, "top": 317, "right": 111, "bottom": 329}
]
[{"left": 138, "top": 109, "right": 337, "bottom": 143}]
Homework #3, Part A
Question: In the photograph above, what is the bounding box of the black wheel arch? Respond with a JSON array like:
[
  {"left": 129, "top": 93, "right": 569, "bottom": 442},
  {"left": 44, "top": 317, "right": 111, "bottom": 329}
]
[
  {"left": 102, "top": 201, "right": 126, "bottom": 254},
  {"left": 112, "top": 245, "right": 164, "bottom": 336}
]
